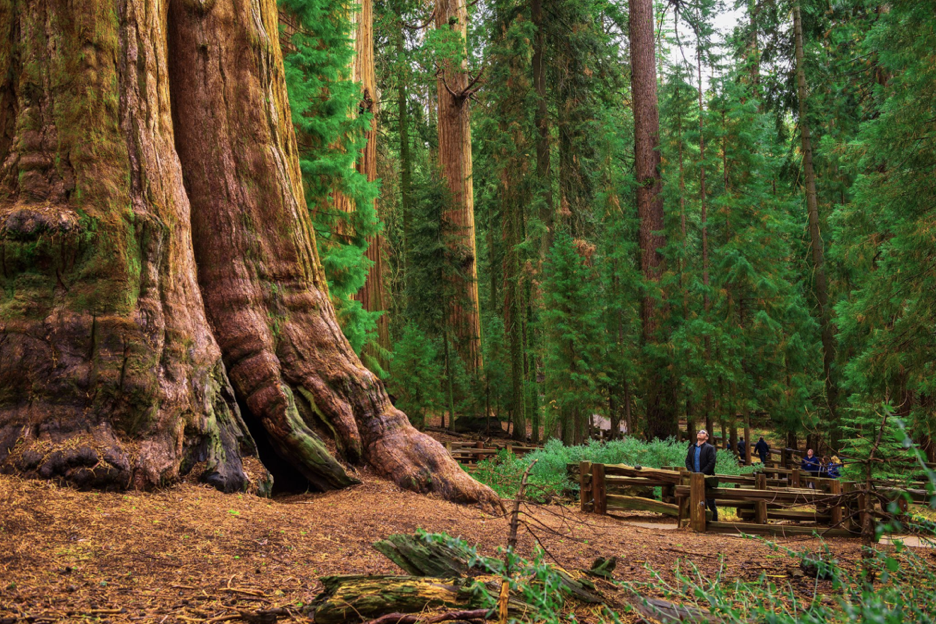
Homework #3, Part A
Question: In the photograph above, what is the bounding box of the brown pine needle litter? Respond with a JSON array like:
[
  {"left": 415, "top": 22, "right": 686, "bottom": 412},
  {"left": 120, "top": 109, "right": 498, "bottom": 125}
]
[{"left": 0, "top": 464, "right": 868, "bottom": 623}]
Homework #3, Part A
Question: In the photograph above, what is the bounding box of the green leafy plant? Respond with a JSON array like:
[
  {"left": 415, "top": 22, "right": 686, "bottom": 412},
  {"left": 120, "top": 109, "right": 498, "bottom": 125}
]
[{"left": 470, "top": 438, "right": 751, "bottom": 501}]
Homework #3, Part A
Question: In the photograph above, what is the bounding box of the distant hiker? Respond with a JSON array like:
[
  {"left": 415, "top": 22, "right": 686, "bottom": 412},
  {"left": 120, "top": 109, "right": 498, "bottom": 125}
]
[
  {"left": 826, "top": 456, "right": 842, "bottom": 479},
  {"left": 754, "top": 437, "right": 770, "bottom": 464},
  {"left": 801, "top": 448, "right": 821, "bottom": 487},
  {"left": 737, "top": 437, "right": 746, "bottom": 462},
  {"left": 685, "top": 429, "right": 718, "bottom": 522}
]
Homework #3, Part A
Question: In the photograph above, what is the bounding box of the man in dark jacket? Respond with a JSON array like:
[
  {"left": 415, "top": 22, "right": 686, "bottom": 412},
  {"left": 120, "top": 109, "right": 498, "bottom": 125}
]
[
  {"left": 800, "top": 448, "right": 821, "bottom": 488},
  {"left": 753, "top": 437, "right": 770, "bottom": 465},
  {"left": 685, "top": 429, "right": 718, "bottom": 521}
]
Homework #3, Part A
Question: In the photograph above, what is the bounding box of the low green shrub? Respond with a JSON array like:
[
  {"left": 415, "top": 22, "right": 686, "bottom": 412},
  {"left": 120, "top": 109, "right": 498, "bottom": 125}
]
[{"left": 470, "top": 437, "right": 752, "bottom": 501}]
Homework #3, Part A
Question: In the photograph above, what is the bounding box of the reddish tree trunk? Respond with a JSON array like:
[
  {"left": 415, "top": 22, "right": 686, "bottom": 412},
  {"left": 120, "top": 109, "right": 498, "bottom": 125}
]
[
  {"left": 0, "top": 0, "right": 499, "bottom": 509},
  {"left": 351, "top": 0, "right": 391, "bottom": 371},
  {"left": 531, "top": 0, "right": 552, "bottom": 260},
  {"left": 629, "top": 0, "right": 676, "bottom": 439},
  {"left": 435, "top": 0, "right": 482, "bottom": 375},
  {"left": 698, "top": 47, "right": 713, "bottom": 438},
  {"left": 0, "top": 0, "right": 257, "bottom": 492}
]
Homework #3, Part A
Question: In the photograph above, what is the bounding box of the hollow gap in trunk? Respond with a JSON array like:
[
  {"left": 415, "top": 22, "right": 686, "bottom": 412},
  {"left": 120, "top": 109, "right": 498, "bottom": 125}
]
[{"left": 235, "top": 394, "right": 312, "bottom": 495}]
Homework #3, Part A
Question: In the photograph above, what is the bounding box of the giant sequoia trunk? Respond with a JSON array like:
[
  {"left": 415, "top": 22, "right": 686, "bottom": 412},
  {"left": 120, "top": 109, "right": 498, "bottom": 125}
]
[
  {"left": 0, "top": 0, "right": 498, "bottom": 508},
  {"left": 435, "top": 0, "right": 482, "bottom": 375},
  {"left": 629, "top": 0, "right": 676, "bottom": 439}
]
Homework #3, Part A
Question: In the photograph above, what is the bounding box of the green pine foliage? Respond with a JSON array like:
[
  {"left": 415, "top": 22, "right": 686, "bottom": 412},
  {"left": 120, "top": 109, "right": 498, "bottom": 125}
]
[
  {"left": 837, "top": 402, "right": 910, "bottom": 483},
  {"left": 279, "top": 0, "right": 382, "bottom": 356},
  {"left": 388, "top": 324, "right": 444, "bottom": 429},
  {"left": 831, "top": 0, "right": 936, "bottom": 446},
  {"left": 706, "top": 76, "right": 820, "bottom": 435},
  {"left": 366, "top": 0, "right": 936, "bottom": 458},
  {"left": 541, "top": 230, "right": 606, "bottom": 443}
]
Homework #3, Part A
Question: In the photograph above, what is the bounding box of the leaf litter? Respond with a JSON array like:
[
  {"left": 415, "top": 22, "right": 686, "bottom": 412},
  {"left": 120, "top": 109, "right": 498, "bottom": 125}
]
[{"left": 0, "top": 463, "right": 870, "bottom": 623}]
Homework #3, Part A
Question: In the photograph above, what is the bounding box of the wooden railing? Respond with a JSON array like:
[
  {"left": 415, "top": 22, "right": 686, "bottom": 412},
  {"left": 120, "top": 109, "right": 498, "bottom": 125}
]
[
  {"left": 572, "top": 462, "right": 682, "bottom": 517},
  {"left": 676, "top": 472, "right": 853, "bottom": 536},
  {"left": 445, "top": 441, "right": 539, "bottom": 465},
  {"left": 571, "top": 461, "right": 888, "bottom": 537}
]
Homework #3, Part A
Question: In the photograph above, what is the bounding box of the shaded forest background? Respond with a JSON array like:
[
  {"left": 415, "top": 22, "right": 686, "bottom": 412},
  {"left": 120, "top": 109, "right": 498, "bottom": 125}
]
[{"left": 282, "top": 0, "right": 936, "bottom": 461}]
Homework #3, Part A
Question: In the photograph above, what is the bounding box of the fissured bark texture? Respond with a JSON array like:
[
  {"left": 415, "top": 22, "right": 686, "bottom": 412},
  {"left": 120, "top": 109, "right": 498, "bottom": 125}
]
[
  {"left": 435, "top": 0, "right": 483, "bottom": 375},
  {"left": 629, "top": 0, "right": 677, "bottom": 440},
  {"left": 0, "top": 0, "right": 499, "bottom": 508},
  {"left": 0, "top": 0, "right": 261, "bottom": 492},
  {"left": 164, "top": 0, "right": 498, "bottom": 505}
]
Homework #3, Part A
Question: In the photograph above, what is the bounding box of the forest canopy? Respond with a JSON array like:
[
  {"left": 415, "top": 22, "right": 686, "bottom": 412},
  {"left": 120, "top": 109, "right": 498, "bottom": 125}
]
[{"left": 293, "top": 0, "right": 936, "bottom": 463}]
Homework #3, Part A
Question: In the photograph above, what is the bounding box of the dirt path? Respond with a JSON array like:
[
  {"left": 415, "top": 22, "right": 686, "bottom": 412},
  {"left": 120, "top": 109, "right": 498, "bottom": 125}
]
[{"left": 0, "top": 472, "right": 870, "bottom": 623}]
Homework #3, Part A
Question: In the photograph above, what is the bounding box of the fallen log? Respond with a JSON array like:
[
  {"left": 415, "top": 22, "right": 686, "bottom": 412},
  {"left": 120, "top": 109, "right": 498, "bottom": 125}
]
[
  {"left": 372, "top": 533, "right": 602, "bottom": 604},
  {"left": 373, "top": 533, "right": 489, "bottom": 578},
  {"left": 629, "top": 596, "right": 724, "bottom": 624},
  {"left": 312, "top": 575, "right": 506, "bottom": 624},
  {"left": 323, "top": 532, "right": 714, "bottom": 623}
]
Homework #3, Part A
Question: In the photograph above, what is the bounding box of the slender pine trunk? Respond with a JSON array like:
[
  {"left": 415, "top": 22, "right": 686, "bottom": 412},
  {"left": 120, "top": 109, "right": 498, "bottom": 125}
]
[{"left": 794, "top": 3, "right": 838, "bottom": 446}]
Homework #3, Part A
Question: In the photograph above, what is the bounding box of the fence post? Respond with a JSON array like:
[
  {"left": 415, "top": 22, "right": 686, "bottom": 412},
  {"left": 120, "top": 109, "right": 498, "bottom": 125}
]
[
  {"left": 690, "top": 472, "right": 707, "bottom": 532},
  {"left": 858, "top": 491, "right": 873, "bottom": 537},
  {"left": 579, "top": 461, "right": 592, "bottom": 513},
  {"left": 755, "top": 473, "right": 768, "bottom": 524},
  {"left": 829, "top": 479, "right": 842, "bottom": 527},
  {"left": 677, "top": 471, "right": 690, "bottom": 526},
  {"left": 592, "top": 463, "right": 607, "bottom": 515},
  {"left": 792, "top": 469, "right": 801, "bottom": 488}
]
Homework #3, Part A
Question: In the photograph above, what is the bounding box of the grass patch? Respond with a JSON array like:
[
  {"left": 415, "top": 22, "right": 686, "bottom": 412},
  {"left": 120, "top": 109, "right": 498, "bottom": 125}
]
[{"left": 469, "top": 438, "right": 753, "bottom": 501}]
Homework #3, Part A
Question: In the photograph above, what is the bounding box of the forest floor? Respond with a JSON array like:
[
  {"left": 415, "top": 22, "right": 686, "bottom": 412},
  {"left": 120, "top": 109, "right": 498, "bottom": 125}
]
[{"left": 0, "top": 464, "right": 878, "bottom": 624}]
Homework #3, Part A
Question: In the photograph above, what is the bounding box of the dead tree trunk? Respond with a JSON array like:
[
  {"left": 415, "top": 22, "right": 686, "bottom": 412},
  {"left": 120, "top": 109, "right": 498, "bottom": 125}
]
[
  {"left": 0, "top": 0, "right": 499, "bottom": 508},
  {"left": 629, "top": 0, "right": 676, "bottom": 439},
  {"left": 435, "top": 0, "right": 483, "bottom": 375}
]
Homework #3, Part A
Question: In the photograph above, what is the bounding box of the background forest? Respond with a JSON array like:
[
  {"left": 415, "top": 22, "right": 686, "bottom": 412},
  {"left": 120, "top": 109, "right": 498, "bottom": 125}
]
[{"left": 278, "top": 0, "right": 936, "bottom": 464}]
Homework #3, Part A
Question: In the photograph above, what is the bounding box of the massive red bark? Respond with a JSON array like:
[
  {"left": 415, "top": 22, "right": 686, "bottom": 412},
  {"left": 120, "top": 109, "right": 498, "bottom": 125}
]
[
  {"left": 0, "top": 0, "right": 258, "bottom": 492},
  {"left": 0, "top": 0, "right": 499, "bottom": 508}
]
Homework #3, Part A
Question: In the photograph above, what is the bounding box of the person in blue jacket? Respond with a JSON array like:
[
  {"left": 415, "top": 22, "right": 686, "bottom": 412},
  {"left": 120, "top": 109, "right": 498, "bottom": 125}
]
[
  {"left": 685, "top": 429, "right": 718, "bottom": 521},
  {"left": 826, "top": 455, "right": 842, "bottom": 479},
  {"left": 753, "top": 437, "right": 770, "bottom": 465},
  {"left": 801, "top": 448, "right": 821, "bottom": 486}
]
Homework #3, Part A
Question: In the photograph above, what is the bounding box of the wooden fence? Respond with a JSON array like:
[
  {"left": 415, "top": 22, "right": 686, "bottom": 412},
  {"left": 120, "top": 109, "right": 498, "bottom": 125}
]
[
  {"left": 571, "top": 461, "right": 888, "bottom": 537},
  {"left": 445, "top": 441, "right": 539, "bottom": 465}
]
